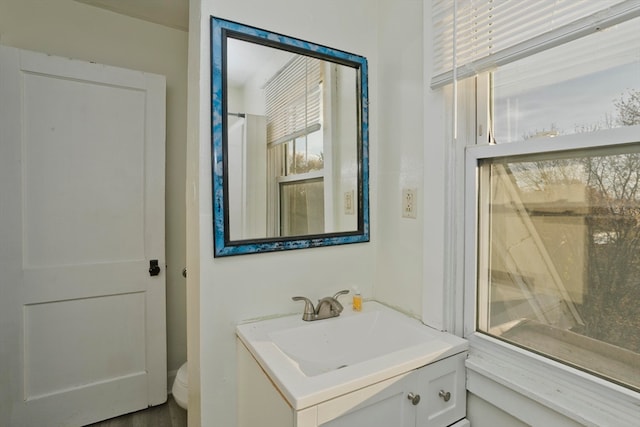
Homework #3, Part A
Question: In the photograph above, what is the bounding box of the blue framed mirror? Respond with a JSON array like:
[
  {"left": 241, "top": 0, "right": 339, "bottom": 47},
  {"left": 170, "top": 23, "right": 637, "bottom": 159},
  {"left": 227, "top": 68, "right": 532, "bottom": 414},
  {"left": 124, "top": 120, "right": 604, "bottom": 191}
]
[{"left": 211, "top": 16, "right": 370, "bottom": 257}]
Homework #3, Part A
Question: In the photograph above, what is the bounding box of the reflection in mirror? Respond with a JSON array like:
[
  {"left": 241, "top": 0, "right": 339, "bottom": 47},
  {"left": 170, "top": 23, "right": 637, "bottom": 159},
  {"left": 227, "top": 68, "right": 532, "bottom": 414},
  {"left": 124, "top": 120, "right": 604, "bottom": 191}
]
[{"left": 211, "top": 16, "right": 369, "bottom": 256}]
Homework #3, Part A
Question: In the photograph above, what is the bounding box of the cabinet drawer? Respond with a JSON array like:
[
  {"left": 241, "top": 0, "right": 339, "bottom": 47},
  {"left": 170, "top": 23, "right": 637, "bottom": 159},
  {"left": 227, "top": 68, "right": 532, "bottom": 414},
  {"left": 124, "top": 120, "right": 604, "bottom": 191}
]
[
  {"left": 317, "top": 372, "right": 414, "bottom": 427},
  {"left": 417, "top": 352, "right": 466, "bottom": 426}
]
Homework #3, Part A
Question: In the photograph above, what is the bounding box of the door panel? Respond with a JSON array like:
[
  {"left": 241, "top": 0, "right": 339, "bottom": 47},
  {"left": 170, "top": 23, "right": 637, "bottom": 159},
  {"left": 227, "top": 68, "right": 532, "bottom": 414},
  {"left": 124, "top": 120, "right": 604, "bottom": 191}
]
[
  {"left": 24, "top": 293, "right": 146, "bottom": 399},
  {"left": 22, "top": 71, "right": 146, "bottom": 267},
  {"left": 0, "top": 46, "right": 166, "bottom": 426}
]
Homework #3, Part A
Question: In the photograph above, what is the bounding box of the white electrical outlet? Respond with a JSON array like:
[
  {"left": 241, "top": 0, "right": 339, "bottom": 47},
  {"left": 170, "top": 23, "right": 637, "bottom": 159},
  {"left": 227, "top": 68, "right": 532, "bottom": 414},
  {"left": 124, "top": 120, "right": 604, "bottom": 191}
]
[
  {"left": 402, "top": 188, "right": 417, "bottom": 218},
  {"left": 344, "top": 190, "right": 355, "bottom": 215}
]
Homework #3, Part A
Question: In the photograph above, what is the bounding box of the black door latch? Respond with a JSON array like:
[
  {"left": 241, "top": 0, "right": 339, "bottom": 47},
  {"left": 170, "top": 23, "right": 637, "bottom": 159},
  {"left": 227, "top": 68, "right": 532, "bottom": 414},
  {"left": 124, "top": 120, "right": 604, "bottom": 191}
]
[{"left": 149, "top": 259, "right": 161, "bottom": 276}]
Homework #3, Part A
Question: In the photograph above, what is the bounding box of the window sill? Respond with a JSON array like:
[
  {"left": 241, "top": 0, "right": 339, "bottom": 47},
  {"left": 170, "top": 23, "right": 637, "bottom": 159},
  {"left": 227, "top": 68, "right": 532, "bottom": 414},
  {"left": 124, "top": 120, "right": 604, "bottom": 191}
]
[
  {"left": 465, "top": 333, "right": 640, "bottom": 426},
  {"left": 489, "top": 318, "right": 639, "bottom": 391}
]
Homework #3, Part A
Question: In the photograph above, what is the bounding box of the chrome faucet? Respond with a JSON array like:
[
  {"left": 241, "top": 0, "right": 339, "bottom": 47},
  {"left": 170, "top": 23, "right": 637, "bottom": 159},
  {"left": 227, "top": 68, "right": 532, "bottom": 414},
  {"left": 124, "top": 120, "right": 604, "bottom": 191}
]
[{"left": 292, "top": 290, "right": 350, "bottom": 321}]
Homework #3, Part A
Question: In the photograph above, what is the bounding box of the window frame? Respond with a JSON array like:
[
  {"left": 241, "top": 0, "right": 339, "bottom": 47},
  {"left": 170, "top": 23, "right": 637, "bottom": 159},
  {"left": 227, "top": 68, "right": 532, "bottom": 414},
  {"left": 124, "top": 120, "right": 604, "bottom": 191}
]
[{"left": 462, "top": 73, "right": 640, "bottom": 425}]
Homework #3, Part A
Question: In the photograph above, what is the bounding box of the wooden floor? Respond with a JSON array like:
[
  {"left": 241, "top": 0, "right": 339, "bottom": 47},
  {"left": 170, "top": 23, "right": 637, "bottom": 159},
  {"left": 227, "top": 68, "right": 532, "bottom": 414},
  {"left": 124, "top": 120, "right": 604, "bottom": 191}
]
[{"left": 85, "top": 396, "right": 187, "bottom": 427}]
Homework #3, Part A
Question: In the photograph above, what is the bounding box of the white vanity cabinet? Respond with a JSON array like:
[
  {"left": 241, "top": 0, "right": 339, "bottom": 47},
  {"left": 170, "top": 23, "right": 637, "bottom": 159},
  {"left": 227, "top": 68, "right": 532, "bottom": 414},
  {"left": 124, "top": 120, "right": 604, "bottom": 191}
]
[{"left": 237, "top": 339, "right": 467, "bottom": 427}]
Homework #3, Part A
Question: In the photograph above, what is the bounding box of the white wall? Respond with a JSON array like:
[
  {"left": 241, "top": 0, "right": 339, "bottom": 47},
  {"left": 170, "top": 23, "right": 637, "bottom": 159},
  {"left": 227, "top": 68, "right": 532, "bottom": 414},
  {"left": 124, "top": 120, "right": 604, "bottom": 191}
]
[
  {"left": 188, "top": 1, "right": 379, "bottom": 426},
  {"left": 0, "top": 0, "right": 188, "bottom": 383},
  {"left": 374, "top": 0, "right": 426, "bottom": 317}
]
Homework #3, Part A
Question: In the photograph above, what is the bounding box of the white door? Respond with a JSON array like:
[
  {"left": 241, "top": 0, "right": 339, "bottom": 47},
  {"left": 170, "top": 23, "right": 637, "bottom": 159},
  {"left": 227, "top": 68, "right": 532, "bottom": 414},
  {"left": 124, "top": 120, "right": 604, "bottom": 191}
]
[{"left": 0, "top": 46, "right": 166, "bottom": 426}]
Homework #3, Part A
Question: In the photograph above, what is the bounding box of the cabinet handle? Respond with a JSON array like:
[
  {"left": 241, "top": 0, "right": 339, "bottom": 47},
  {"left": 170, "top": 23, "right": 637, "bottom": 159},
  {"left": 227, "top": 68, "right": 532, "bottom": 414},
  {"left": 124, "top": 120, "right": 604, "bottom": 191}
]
[
  {"left": 407, "top": 392, "right": 421, "bottom": 405},
  {"left": 438, "top": 390, "right": 451, "bottom": 402}
]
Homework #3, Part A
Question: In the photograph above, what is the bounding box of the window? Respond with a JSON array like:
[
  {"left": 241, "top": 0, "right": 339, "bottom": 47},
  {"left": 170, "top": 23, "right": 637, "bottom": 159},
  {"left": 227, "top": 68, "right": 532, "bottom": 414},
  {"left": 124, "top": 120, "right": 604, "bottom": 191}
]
[
  {"left": 472, "top": 18, "right": 640, "bottom": 392},
  {"left": 277, "top": 130, "right": 326, "bottom": 236},
  {"left": 491, "top": 19, "right": 639, "bottom": 144},
  {"left": 280, "top": 178, "right": 324, "bottom": 236},
  {"left": 265, "top": 55, "right": 326, "bottom": 237},
  {"left": 478, "top": 147, "right": 640, "bottom": 391}
]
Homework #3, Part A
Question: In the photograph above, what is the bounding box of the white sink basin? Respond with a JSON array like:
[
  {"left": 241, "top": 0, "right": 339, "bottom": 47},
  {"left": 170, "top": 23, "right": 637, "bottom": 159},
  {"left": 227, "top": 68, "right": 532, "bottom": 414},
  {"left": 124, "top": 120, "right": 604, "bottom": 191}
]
[
  {"left": 237, "top": 301, "right": 468, "bottom": 409},
  {"left": 268, "top": 309, "right": 439, "bottom": 376}
]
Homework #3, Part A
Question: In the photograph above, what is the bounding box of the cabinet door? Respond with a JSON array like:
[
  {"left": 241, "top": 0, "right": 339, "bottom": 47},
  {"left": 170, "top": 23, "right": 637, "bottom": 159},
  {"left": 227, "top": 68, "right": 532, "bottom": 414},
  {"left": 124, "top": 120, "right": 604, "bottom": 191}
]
[
  {"left": 416, "top": 352, "right": 466, "bottom": 427},
  {"left": 316, "top": 352, "right": 467, "bottom": 427},
  {"left": 317, "top": 372, "right": 416, "bottom": 427}
]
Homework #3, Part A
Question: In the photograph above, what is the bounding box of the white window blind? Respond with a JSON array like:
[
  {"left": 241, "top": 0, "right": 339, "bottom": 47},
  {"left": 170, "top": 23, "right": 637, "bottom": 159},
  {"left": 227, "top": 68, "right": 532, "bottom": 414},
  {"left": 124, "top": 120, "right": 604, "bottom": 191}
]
[
  {"left": 431, "top": 0, "right": 640, "bottom": 88},
  {"left": 265, "top": 55, "right": 323, "bottom": 145}
]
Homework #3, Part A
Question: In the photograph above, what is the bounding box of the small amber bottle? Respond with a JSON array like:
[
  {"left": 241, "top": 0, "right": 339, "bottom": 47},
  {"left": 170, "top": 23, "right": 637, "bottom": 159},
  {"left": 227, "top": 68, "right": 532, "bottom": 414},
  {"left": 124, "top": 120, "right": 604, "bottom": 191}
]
[{"left": 352, "top": 288, "right": 362, "bottom": 312}]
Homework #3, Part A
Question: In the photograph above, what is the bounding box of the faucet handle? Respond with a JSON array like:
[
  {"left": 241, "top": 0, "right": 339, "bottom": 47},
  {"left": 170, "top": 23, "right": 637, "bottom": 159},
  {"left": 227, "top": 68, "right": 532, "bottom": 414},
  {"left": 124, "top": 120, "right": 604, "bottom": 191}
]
[
  {"left": 332, "top": 289, "right": 350, "bottom": 300},
  {"left": 331, "top": 290, "right": 350, "bottom": 313},
  {"left": 292, "top": 296, "right": 315, "bottom": 317}
]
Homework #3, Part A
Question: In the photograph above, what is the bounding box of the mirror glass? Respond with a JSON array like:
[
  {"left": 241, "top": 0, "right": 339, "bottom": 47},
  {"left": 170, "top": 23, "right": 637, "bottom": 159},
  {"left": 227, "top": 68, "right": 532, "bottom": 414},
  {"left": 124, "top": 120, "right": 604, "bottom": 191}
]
[{"left": 211, "top": 16, "right": 369, "bottom": 256}]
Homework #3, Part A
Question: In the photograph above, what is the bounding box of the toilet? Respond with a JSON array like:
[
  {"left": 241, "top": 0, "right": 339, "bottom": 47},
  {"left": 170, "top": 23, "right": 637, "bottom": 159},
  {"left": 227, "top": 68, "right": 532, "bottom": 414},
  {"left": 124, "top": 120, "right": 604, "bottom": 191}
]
[{"left": 172, "top": 362, "right": 188, "bottom": 410}]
